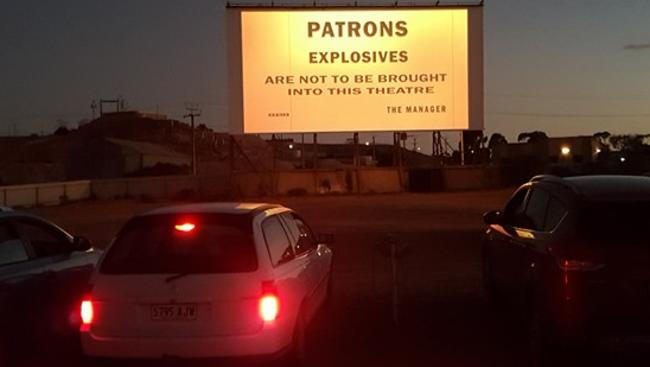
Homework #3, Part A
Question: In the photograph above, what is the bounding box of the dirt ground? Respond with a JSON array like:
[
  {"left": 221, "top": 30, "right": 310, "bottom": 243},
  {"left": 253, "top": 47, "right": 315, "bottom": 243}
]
[{"left": 28, "top": 190, "right": 512, "bottom": 249}]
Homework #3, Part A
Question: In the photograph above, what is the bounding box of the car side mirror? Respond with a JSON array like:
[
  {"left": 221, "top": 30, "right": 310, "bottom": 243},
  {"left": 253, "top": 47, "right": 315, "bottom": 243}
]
[
  {"left": 73, "top": 236, "right": 92, "bottom": 251},
  {"left": 317, "top": 233, "right": 334, "bottom": 245},
  {"left": 483, "top": 210, "right": 502, "bottom": 225}
]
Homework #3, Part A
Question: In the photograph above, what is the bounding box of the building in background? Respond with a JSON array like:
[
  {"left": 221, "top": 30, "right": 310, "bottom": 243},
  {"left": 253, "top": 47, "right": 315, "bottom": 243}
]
[
  {"left": 493, "top": 135, "right": 600, "bottom": 166},
  {"left": 104, "top": 138, "right": 190, "bottom": 175}
]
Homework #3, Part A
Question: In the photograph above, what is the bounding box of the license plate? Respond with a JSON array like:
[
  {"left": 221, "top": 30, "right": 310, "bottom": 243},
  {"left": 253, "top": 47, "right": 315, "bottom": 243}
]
[{"left": 151, "top": 304, "right": 198, "bottom": 321}]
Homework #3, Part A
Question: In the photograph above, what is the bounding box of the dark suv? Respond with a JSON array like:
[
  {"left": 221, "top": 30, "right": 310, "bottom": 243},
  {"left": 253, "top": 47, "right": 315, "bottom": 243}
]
[
  {"left": 482, "top": 175, "right": 650, "bottom": 351},
  {"left": 0, "top": 209, "right": 101, "bottom": 361}
]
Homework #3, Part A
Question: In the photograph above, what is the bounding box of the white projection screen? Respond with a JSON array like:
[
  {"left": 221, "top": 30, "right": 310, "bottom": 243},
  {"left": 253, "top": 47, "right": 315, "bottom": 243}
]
[{"left": 227, "top": 6, "right": 483, "bottom": 134}]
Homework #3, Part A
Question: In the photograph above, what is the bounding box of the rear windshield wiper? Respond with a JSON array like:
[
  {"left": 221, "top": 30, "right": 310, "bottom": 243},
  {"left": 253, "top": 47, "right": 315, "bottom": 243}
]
[{"left": 165, "top": 273, "right": 191, "bottom": 283}]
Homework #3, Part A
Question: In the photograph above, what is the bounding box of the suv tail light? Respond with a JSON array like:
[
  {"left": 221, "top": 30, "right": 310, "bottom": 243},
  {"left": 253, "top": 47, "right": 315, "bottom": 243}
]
[
  {"left": 555, "top": 257, "right": 604, "bottom": 302},
  {"left": 259, "top": 281, "right": 279, "bottom": 322},
  {"left": 558, "top": 259, "right": 604, "bottom": 272},
  {"left": 80, "top": 299, "right": 94, "bottom": 330}
]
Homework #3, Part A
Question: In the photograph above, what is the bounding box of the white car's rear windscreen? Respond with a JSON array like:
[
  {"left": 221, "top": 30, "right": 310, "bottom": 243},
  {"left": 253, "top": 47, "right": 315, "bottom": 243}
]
[{"left": 101, "top": 214, "right": 257, "bottom": 274}]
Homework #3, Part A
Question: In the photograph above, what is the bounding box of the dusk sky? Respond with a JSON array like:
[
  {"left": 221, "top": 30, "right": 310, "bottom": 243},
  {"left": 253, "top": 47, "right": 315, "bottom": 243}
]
[{"left": 1, "top": 0, "right": 650, "bottom": 145}]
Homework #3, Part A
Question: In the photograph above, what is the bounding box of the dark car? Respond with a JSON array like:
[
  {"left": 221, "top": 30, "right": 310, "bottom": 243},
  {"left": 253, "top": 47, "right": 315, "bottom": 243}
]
[
  {"left": 482, "top": 175, "right": 650, "bottom": 354},
  {"left": 0, "top": 208, "right": 101, "bottom": 361}
]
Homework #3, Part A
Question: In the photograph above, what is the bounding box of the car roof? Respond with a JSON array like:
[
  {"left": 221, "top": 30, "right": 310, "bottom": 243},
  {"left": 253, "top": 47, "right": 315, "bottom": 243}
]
[
  {"left": 535, "top": 175, "right": 650, "bottom": 201},
  {"left": 140, "top": 202, "right": 284, "bottom": 217},
  {"left": 566, "top": 175, "right": 650, "bottom": 200},
  {"left": 0, "top": 210, "right": 38, "bottom": 220},
  {"left": 0, "top": 210, "right": 74, "bottom": 238}
]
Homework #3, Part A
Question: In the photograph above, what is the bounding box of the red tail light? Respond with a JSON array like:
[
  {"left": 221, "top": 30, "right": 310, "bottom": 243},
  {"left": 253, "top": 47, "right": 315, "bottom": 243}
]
[
  {"left": 260, "top": 295, "right": 280, "bottom": 322},
  {"left": 259, "top": 281, "right": 279, "bottom": 322},
  {"left": 174, "top": 222, "right": 196, "bottom": 233},
  {"left": 80, "top": 299, "right": 94, "bottom": 329},
  {"left": 558, "top": 259, "right": 604, "bottom": 272}
]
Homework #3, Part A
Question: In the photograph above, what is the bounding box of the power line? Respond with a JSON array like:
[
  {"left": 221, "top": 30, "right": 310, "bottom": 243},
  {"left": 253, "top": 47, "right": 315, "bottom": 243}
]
[
  {"left": 487, "top": 111, "right": 650, "bottom": 118},
  {"left": 486, "top": 92, "right": 650, "bottom": 101}
]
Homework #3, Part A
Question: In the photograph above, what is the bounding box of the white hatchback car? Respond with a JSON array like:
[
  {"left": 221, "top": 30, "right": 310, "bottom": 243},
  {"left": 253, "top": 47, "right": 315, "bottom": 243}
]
[{"left": 80, "top": 203, "right": 333, "bottom": 362}]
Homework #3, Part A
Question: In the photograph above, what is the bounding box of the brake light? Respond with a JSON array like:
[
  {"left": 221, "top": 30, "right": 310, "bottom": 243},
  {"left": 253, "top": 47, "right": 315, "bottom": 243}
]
[
  {"left": 259, "top": 281, "right": 279, "bottom": 322},
  {"left": 260, "top": 295, "right": 280, "bottom": 322},
  {"left": 558, "top": 259, "right": 604, "bottom": 272},
  {"left": 174, "top": 223, "right": 196, "bottom": 233},
  {"left": 80, "top": 299, "right": 94, "bottom": 329}
]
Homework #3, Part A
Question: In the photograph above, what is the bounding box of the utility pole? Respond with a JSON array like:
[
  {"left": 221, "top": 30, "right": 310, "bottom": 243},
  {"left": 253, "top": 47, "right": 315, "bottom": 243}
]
[
  {"left": 312, "top": 133, "right": 318, "bottom": 169},
  {"left": 432, "top": 131, "right": 440, "bottom": 157},
  {"left": 184, "top": 104, "right": 201, "bottom": 176},
  {"left": 91, "top": 100, "right": 98, "bottom": 120},
  {"left": 353, "top": 132, "right": 360, "bottom": 167},
  {"left": 460, "top": 131, "right": 465, "bottom": 166},
  {"left": 301, "top": 133, "right": 306, "bottom": 169}
]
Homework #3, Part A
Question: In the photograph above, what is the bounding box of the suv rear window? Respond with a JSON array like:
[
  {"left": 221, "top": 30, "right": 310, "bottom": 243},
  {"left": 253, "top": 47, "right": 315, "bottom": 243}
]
[
  {"left": 578, "top": 201, "right": 650, "bottom": 245},
  {"left": 101, "top": 214, "right": 257, "bottom": 274}
]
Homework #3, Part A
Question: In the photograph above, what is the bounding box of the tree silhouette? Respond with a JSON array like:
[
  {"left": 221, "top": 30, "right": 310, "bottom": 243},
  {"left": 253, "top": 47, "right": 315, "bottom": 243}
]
[
  {"left": 609, "top": 134, "right": 650, "bottom": 152},
  {"left": 593, "top": 131, "right": 611, "bottom": 151},
  {"left": 54, "top": 126, "right": 69, "bottom": 136},
  {"left": 517, "top": 131, "right": 548, "bottom": 143},
  {"left": 488, "top": 133, "right": 507, "bottom": 149}
]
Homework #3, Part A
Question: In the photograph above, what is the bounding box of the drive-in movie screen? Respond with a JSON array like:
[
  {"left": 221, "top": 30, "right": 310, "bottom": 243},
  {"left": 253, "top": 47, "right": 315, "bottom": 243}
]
[{"left": 230, "top": 7, "right": 483, "bottom": 133}]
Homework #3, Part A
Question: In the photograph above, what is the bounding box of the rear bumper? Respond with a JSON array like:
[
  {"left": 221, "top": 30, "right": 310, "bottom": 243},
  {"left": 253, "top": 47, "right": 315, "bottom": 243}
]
[{"left": 80, "top": 323, "right": 293, "bottom": 359}]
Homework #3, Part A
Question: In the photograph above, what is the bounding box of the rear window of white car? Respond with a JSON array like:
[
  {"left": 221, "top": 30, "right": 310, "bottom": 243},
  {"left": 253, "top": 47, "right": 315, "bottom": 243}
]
[{"left": 101, "top": 214, "right": 257, "bottom": 274}]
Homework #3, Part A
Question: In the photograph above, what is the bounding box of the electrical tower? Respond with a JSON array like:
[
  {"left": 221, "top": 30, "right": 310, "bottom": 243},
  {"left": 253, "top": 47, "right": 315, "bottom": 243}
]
[{"left": 98, "top": 97, "right": 126, "bottom": 116}]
